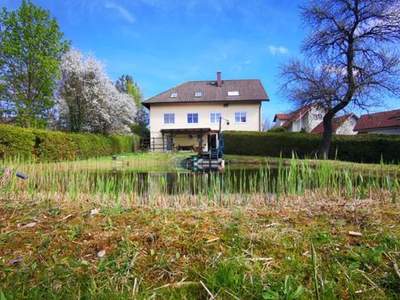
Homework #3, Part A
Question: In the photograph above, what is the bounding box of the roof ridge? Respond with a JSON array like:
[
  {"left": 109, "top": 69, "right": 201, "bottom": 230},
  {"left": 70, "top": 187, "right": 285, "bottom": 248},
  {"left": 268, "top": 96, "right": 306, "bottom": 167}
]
[
  {"left": 186, "top": 79, "right": 261, "bottom": 83},
  {"left": 360, "top": 108, "right": 400, "bottom": 117}
]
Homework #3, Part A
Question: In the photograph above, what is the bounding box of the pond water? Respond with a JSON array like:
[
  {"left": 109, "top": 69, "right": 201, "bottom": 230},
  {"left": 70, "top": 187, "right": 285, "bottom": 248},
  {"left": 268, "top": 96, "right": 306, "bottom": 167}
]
[
  {"left": 14, "top": 155, "right": 399, "bottom": 199},
  {"left": 80, "top": 165, "right": 398, "bottom": 197}
]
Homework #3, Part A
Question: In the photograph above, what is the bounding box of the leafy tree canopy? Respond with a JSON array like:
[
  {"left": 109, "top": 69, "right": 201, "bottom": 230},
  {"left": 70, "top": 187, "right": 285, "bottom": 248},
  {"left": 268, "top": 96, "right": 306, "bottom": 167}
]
[{"left": 0, "top": 0, "right": 69, "bottom": 128}]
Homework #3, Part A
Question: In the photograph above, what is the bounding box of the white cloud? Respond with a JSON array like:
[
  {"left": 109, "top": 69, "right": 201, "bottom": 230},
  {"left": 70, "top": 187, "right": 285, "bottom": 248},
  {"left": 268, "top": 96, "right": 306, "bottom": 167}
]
[
  {"left": 104, "top": 1, "right": 135, "bottom": 24},
  {"left": 268, "top": 45, "right": 289, "bottom": 55}
]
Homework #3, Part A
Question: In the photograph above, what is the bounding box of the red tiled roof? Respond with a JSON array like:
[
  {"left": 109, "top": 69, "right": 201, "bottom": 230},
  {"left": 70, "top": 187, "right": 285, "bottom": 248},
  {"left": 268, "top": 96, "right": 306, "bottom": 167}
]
[
  {"left": 273, "top": 113, "right": 290, "bottom": 122},
  {"left": 143, "top": 79, "right": 269, "bottom": 108},
  {"left": 281, "top": 105, "right": 312, "bottom": 128},
  {"left": 354, "top": 109, "right": 400, "bottom": 131},
  {"left": 311, "top": 114, "right": 355, "bottom": 134}
]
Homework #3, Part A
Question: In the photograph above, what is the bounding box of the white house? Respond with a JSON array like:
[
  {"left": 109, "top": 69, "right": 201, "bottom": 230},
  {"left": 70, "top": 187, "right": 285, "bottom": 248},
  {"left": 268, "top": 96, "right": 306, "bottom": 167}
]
[
  {"left": 273, "top": 105, "right": 325, "bottom": 133},
  {"left": 273, "top": 106, "right": 358, "bottom": 135},
  {"left": 311, "top": 114, "right": 358, "bottom": 135},
  {"left": 143, "top": 72, "right": 269, "bottom": 151},
  {"left": 354, "top": 109, "right": 400, "bottom": 135}
]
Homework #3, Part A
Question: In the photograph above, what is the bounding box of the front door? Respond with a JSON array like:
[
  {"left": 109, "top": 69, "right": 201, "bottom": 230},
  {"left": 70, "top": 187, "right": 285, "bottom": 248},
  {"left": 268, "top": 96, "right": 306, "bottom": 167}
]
[
  {"left": 166, "top": 135, "right": 173, "bottom": 151},
  {"left": 208, "top": 134, "right": 218, "bottom": 151}
]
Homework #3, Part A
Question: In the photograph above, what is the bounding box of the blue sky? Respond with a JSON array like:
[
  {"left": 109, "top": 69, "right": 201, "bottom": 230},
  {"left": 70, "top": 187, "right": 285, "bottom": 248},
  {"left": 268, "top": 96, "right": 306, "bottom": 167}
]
[{"left": 3, "top": 0, "right": 399, "bottom": 123}]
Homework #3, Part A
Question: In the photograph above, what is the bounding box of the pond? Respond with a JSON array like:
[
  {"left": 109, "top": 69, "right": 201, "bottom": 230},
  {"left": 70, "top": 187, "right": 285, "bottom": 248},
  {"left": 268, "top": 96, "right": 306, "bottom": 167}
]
[
  {"left": 5, "top": 154, "right": 399, "bottom": 203},
  {"left": 19, "top": 163, "right": 398, "bottom": 199}
]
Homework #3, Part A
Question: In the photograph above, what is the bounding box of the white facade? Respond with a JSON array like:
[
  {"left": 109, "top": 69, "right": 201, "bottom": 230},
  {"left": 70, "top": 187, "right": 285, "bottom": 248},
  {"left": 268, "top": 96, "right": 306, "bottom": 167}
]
[
  {"left": 286, "top": 106, "right": 324, "bottom": 133},
  {"left": 336, "top": 116, "right": 358, "bottom": 135},
  {"left": 149, "top": 102, "right": 262, "bottom": 150},
  {"left": 359, "top": 127, "right": 400, "bottom": 135},
  {"left": 273, "top": 119, "right": 286, "bottom": 128}
]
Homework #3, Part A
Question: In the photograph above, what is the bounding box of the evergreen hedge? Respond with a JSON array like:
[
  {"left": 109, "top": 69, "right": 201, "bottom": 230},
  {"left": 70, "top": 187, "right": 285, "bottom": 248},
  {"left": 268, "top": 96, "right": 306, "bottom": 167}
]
[
  {"left": 0, "top": 124, "right": 139, "bottom": 162},
  {"left": 224, "top": 131, "right": 400, "bottom": 163}
]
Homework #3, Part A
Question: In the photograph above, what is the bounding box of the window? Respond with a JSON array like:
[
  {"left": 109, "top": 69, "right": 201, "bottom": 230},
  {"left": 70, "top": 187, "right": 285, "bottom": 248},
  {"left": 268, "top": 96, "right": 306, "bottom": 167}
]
[
  {"left": 228, "top": 91, "right": 240, "bottom": 96},
  {"left": 170, "top": 92, "right": 177, "bottom": 98},
  {"left": 187, "top": 113, "right": 198, "bottom": 123},
  {"left": 210, "top": 112, "right": 221, "bottom": 124},
  {"left": 235, "top": 112, "right": 247, "bottom": 123},
  {"left": 164, "top": 113, "right": 175, "bottom": 124},
  {"left": 194, "top": 91, "right": 202, "bottom": 97}
]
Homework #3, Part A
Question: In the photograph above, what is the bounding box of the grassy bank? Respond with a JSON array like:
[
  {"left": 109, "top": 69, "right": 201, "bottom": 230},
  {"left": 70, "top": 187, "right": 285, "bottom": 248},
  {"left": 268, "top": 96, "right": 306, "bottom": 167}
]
[
  {"left": 1, "top": 193, "right": 399, "bottom": 299},
  {"left": 1, "top": 153, "right": 400, "bottom": 298}
]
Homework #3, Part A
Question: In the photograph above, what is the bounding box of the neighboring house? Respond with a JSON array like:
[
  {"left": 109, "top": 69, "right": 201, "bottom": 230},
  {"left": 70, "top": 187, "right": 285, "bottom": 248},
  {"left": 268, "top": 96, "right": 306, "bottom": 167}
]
[
  {"left": 143, "top": 72, "right": 269, "bottom": 151},
  {"left": 273, "top": 105, "right": 325, "bottom": 133},
  {"left": 311, "top": 114, "right": 358, "bottom": 135},
  {"left": 354, "top": 109, "right": 400, "bottom": 135},
  {"left": 272, "top": 113, "right": 291, "bottom": 128}
]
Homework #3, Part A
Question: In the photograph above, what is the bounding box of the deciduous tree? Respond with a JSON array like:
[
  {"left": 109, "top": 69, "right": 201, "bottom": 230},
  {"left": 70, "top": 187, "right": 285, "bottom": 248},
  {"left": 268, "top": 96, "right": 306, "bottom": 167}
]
[
  {"left": 116, "top": 74, "right": 149, "bottom": 138},
  {"left": 57, "top": 49, "right": 136, "bottom": 134},
  {"left": 281, "top": 0, "right": 400, "bottom": 158},
  {"left": 0, "top": 0, "right": 69, "bottom": 127}
]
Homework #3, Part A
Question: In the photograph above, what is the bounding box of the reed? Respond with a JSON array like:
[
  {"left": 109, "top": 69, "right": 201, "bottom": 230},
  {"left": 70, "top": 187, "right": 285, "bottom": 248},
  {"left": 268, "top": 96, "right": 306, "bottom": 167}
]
[
  {"left": 1, "top": 154, "right": 400, "bottom": 299},
  {"left": 2, "top": 154, "right": 399, "bottom": 208}
]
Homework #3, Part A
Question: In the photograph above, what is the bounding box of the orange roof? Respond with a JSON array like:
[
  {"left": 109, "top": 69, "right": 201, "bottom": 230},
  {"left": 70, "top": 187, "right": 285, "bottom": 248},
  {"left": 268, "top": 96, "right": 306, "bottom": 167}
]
[
  {"left": 273, "top": 113, "right": 290, "bottom": 122},
  {"left": 312, "top": 114, "right": 356, "bottom": 134},
  {"left": 354, "top": 109, "right": 400, "bottom": 131}
]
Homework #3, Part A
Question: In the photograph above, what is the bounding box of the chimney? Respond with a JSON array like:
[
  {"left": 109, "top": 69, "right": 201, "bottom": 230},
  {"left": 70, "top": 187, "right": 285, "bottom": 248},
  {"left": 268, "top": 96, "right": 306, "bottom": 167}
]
[{"left": 216, "top": 71, "right": 222, "bottom": 87}]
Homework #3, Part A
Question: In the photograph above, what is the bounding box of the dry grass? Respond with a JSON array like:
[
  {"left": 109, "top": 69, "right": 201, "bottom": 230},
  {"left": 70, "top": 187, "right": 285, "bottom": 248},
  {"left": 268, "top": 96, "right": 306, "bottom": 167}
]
[
  {"left": 1, "top": 153, "right": 399, "bottom": 299},
  {"left": 1, "top": 191, "right": 400, "bottom": 299}
]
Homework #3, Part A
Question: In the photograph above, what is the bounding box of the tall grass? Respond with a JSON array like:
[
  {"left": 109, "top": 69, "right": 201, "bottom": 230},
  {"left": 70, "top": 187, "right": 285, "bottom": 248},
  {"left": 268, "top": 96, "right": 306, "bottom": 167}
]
[{"left": 2, "top": 154, "right": 399, "bottom": 207}]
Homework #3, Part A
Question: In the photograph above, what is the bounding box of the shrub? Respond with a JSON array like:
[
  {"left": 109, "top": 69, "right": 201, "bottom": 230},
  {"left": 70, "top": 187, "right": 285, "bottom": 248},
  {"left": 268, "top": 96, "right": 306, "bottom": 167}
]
[
  {"left": 268, "top": 126, "right": 287, "bottom": 133},
  {"left": 33, "top": 130, "right": 78, "bottom": 161},
  {"left": 332, "top": 134, "right": 400, "bottom": 163},
  {"left": 0, "top": 124, "right": 35, "bottom": 160},
  {"left": 0, "top": 124, "right": 138, "bottom": 162},
  {"left": 224, "top": 131, "right": 400, "bottom": 163}
]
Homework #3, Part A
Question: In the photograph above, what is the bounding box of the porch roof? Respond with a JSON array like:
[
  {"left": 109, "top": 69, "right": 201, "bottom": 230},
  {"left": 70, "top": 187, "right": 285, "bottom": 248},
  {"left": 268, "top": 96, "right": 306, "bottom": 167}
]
[{"left": 161, "top": 128, "right": 213, "bottom": 134}]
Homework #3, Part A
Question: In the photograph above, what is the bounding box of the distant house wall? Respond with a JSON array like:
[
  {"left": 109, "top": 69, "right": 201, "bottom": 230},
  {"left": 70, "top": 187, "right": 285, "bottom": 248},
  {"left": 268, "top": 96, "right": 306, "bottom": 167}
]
[
  {"left": 358, "top": 127, "right": 400, "bottom": 135},
  {"left": 288, "top": 107, "right": 324, "bottom": 133},
  {"left": 290, "top": 119, "right": 302, "bottom": 132},
  {"left": 305, "top": 107, "right": 325, "bottom": 132},
  {"left": 336, "top": 116, "right": 357, "bottom": 135},
  {"left": 273, "top": 119, "right": 286, "bottom": 128}
]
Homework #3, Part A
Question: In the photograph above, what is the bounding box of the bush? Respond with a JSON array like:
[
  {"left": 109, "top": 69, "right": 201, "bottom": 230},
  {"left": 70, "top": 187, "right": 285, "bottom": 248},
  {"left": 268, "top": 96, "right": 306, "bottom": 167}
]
[
  {"left": 224, "top": 131, "right": 400, "bottom": 163},
  {"left": 268, "top": 126, "right": 287, "bottom": 133},
  {"left": 333, "top": 134, "right": 400, "bottom": 163},
  {"left": 0, "top": 125, "right": 36, "bottom": 160},
  {"left": 0, "top": 124, "right": 138, "bottom": 162}
]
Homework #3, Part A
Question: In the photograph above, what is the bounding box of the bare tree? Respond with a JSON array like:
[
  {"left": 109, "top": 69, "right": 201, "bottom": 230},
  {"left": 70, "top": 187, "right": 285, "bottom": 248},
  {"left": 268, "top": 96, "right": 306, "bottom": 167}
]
[{"left": 281, "top": 0, "right": 400, "bottom": 158}]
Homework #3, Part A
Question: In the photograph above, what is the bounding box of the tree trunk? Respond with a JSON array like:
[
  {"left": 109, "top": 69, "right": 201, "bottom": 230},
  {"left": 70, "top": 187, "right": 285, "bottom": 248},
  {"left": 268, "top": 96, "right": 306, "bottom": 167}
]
[{"left": 319, "top": 112, "right": 334, "bottom": 159}]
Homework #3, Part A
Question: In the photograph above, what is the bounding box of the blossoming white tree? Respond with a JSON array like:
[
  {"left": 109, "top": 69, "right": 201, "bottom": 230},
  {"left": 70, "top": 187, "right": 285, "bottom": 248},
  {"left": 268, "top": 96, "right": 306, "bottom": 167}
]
[{"left": 56, "top": 49, "right": 136, "bottom": 134}]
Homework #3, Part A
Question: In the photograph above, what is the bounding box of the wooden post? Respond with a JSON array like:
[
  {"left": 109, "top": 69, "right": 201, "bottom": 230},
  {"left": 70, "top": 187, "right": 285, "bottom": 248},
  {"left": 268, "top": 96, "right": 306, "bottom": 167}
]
[{"left": 198, "top": 132, "right": 202, "bottom": 155}]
